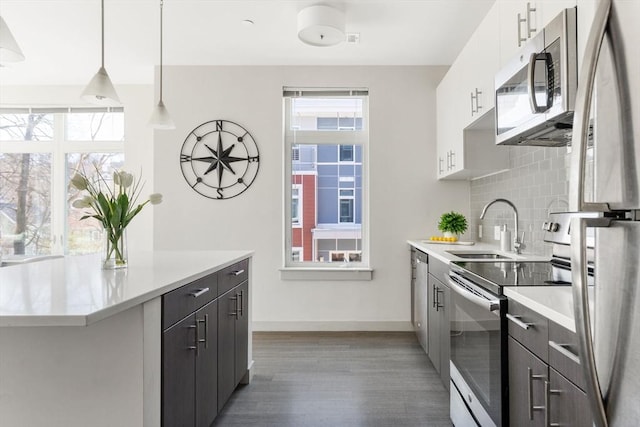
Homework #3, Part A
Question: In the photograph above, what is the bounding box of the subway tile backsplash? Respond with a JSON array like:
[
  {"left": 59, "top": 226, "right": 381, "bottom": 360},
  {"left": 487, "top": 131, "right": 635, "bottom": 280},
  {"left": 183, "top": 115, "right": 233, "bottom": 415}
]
[{"left": 469, "top": 146, "right": 570, "bottom": 257}]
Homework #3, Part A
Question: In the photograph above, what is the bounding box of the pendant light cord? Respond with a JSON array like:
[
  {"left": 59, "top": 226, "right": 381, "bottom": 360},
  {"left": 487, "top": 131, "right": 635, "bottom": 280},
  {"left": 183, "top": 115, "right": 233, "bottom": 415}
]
[
  {"left": 101, "top": 0, "right": 105, "bottom": 68},
  {"left": 159, "top": 0, "right": 164, "bottom": 101}
]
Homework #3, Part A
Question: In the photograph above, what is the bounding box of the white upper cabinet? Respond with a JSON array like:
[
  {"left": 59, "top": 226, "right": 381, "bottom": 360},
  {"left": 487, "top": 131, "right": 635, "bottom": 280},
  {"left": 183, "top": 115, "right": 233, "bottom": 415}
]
[
  {"left": 498, "top": 0, "right": 577, "bottom": 67},
  {"left": 436, "top": 3, "right": 508, "bottom": 180}
]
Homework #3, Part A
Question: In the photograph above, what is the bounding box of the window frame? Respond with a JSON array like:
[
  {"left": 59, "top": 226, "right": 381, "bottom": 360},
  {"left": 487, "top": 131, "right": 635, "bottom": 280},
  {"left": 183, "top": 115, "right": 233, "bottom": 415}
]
[
  {"left": 282, "top": 91, "right": 370, "bottom": 277},
  {"left": 0, "top": 107, "right": 124, "bottom": 256}
]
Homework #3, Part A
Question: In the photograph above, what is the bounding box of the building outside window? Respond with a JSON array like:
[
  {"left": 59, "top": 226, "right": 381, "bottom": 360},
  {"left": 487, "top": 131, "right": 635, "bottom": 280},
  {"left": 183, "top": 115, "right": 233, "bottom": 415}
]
[
  {"left": 283, "top": 88, "right": 368, "bottom": 267},
  {"left": 0, "top": 108, "right": 124, "bottom": 257}
]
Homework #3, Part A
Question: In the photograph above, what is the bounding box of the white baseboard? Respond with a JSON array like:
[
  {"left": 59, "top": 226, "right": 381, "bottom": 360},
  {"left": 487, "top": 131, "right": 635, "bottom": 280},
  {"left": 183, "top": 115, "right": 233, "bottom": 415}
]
[{"left": 252, "top": 321, "right": 413, "bottom": 332}]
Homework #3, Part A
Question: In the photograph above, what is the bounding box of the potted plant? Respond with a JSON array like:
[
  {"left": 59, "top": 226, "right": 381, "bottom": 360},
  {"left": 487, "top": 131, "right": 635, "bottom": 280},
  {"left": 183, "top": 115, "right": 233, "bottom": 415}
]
[{"left": 438, "top": 211, "right": 468, "bottom": 238}]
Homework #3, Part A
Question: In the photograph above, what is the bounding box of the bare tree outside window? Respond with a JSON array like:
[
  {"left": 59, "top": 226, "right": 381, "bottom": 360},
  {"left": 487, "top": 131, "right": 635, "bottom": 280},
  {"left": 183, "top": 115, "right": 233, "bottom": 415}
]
[
  {"left": 0, "top": 110, "right": 124, "bottom": 257},
  {"left": 0, "top": 113, "right": 53, "bottom": 255}
]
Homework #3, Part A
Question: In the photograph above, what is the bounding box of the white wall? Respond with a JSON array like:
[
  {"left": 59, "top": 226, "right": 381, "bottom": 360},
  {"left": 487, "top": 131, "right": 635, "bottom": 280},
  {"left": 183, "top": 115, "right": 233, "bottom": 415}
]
[
  {"left": 154, "top": 66, "right": 470, "bottom": 331},
  {"left": 0, "top": 84, "right": 156, "bottom": 252}
]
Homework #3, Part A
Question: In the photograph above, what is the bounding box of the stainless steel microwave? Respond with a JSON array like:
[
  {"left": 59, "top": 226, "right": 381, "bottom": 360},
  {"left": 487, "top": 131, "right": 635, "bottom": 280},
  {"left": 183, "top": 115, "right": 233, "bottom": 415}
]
[{"left": 495, "top": 8, "right": 577, "bottom": 146}]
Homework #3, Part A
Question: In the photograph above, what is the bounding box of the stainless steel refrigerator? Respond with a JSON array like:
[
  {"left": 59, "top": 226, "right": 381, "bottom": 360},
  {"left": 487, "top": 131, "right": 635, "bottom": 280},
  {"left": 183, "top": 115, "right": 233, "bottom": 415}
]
[{"left": 570, "top": 0, "right": 640, "bottom": 426}]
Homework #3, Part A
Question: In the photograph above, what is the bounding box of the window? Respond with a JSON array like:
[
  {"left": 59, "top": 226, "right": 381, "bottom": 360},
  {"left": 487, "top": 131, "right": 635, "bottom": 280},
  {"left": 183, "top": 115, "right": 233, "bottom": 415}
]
[
  {"left": 339, "top": 145, "right": 354, "bottom": 162},
  {"left": 339, "top": 189, "right": 355, "bottom": 223},
  {"left": 291, "top": 185, "right": 302, "bottom": 226},
  {"left": 283, "top": 88, "right": 368, "bottom": 269},
  {"left": 0, "top": 108, "right": 124, "bottom": 257}
]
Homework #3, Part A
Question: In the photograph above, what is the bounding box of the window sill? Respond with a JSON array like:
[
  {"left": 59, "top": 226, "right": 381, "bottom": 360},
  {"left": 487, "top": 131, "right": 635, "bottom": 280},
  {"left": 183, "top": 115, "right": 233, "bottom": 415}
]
[{"left": 279, "top": 267, "right": 373, "bottom": 281}]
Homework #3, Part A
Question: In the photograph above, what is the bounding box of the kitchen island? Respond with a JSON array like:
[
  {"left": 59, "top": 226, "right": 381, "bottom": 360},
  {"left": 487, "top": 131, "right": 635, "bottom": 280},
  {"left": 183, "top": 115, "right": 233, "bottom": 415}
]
[{"left": 0, "top": 250, "right": 253, "bottom": 427}]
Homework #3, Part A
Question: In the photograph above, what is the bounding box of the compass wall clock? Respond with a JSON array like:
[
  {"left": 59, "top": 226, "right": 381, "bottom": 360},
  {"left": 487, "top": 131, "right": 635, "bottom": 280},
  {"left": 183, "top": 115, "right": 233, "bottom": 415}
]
[{"left": 180, "top": 120, "right": 260, "bottom": 199}]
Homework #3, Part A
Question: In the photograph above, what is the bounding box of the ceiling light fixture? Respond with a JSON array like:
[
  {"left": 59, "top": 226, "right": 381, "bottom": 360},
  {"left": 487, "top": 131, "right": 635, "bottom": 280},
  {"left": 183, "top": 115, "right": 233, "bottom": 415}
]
[
  {"left": 0, "top": 16, "right": 25, "bottom": 63},
  {"left": 297, "top": 5, "right": 345, "bottom": 47},
  {"left": 81, "top": 0, "right": 120, "bottom": 106},
  {"left": 149, "top": 0, "right": 175, "bottom": 129}
]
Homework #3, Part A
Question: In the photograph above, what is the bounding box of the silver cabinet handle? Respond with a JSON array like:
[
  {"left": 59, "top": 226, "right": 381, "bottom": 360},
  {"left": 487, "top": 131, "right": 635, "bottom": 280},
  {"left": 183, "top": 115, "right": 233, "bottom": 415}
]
[
  {"left": 438, "top": 157, "right": 444, "bottom": 175},
  {"left": 544, "top": 380, "right": 561, "bottom": 427},
  {"left": 549, "top": 340, "right": 580, "bottom": 365},
  {"left": 435, "top": 287, "right": 443, "bottom": 312},
  {"left": 506, "top": 313, "right": 534, "bottom": 330},
  {"left": 449, "top": 150, "right": 456, "bottom": 169},
  {"left": 528, "top": 367, "right": 546, "bottom": 420},
  {"left": 229, "top": 295, "right": 239, "bottom": 318},
  {"left": 571, "top": 216, "right": 611, "bottom": 427},
  {"left": 446, "top": 151, "right": 451, "bottom": 170},
  {"left": 568, "top": 0, "right": 611, "bottom": 213},
  {"left": 526, "top": 2, "right": 537, "bottom": 38},
  {"left": 231, "top": 269, "right": 245, "bottom": 276},
  {"left": 474, "top": 88, "right": 482, "bottom": 114},
  {"left": 189, "top": 287, "right": 210, "bottom": 298},
  {"left": 238, "top": 290, "right": 244, "bottom": 317},
  {"left": 470, "top": 91, "right": 476, "bottom": 115},
  {"left": 188, "top": 324, "right": 198, "bottom": 355},
  {"left": 197, "top": 314, "right": 209, "bottom": 349},
  {"left": 517, "top": 12, "right": 527, "bottom": 47},
  {"left": 432, "top": 284, "right": 437, "bottom": 308}
]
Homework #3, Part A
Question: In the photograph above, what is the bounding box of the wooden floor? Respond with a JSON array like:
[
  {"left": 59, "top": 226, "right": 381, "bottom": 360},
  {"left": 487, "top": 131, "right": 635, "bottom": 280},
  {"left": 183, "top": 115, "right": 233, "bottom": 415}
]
[{"left": 213, "top": 332, "right": 452, "bottom": 427}]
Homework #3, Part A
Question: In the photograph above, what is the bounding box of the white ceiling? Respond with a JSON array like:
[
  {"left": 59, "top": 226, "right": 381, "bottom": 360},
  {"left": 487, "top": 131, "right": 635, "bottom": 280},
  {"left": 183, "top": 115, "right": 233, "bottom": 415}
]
[{"left": 0, "top": 0, "right": 494, "bottom": 86}]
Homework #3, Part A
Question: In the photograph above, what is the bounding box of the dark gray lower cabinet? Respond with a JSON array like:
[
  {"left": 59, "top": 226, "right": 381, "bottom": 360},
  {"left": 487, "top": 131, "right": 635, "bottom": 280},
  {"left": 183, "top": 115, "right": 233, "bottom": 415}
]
[
  {"left": 218, "top": 280, "right": 249, "bottom": 410},
  {"left": 163, "top": 314, "right": 197, "bottom": 427},
  {"left": 507, "top": 303, "right": 593, "bottom": 427},
  {"left": 427, "top": 272, "right": 450, "bottom": 391},
  {"left": 195, "top": 300, "right": 218, "bottom": 427},
  {"left": 163, "top": 259, "right": 250, "bottom": 427},
  {"left": 163, "top": 300, "right": 218, "bottom": 427},
  {"left": 508, "top": 337, "right": 547, "bottom": 427}
]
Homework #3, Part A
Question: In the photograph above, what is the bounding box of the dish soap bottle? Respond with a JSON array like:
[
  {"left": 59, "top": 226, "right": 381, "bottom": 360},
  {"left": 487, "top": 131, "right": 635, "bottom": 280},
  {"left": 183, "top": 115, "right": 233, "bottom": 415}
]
[{"left": 500, "top": 225, "right": 511, "bottom": 252}]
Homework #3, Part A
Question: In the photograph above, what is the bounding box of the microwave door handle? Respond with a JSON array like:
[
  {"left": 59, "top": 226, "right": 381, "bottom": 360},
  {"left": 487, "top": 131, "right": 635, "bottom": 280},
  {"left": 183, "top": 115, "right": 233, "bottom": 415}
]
[
  {"left": 568, "top": 0, "right": 611, "bottom": 213},
  {"left": 447, "top": 277, "right": 500, "bottom": 312},
  {"left": 527, "top": 52, "right": 553, "bottom": 113}
]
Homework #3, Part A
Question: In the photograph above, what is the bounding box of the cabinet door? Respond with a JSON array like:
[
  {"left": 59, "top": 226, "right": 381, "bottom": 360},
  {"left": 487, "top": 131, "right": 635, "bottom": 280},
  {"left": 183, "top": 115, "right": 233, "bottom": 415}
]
[
  {"left": 415, "top": 258, "right": 428, "bottom": 353},
  {"left": 548, "top": 368, "right": 593, "bottom": 427},
  {"left": 196, "top": 300, "right": 218, "bottom": 427},
  {"left": 427, "top": 275, "right": 441, "bottom": 373},
  {"left": 439, "top": 283, "right": 451, "bottom": 391},
  {"left": 234, "top": 281, "right": 249, "bottom": 385},
  {"left": 163, "top": 314, "right": 197, "bottom": 427},
  {"left": 218, "top": 289, "right": 238, "bottom": 410},
  {"left": 508, "top": 337, "right": 547, "bottom": 427}
]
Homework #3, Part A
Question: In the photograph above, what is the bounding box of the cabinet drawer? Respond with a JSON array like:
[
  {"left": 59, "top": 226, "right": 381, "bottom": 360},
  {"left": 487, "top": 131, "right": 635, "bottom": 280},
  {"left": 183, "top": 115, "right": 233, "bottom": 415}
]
[
  {"left": 429, "top": 256, "right": 448, "bottom": 285},
  {"left": 507, "top": 299, "right": 549, "bottom": 362},
  {"left": 549, "top": 321, "right": 584, "bottom": 390},
  {"left": 163, "top": 273, "right": 218, "bottom": 330},
  {"left": 218, "top": 259, "right": 249, "bottom": 296}
]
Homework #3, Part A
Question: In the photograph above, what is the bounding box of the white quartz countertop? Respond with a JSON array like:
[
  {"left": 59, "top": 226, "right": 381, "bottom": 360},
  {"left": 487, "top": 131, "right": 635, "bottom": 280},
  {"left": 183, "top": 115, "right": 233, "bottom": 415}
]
[
  {"left": 504, "top": 287, "right": 575, "bottom": 331},
  {"left": 407, "top": 239, "right": 581, "bottom": 331},
  {"left": 407, "top": 239, "right": 549, "bottom": 264},
  {"left": 0, "top": 250, "right": 253, "bottom": 327}
]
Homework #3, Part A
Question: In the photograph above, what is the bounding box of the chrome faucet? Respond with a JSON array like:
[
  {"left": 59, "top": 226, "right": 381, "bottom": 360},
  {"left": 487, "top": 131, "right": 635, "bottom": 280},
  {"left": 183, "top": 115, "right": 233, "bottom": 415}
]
[{"left": 480, "top": 198, "right": 525, "bottom": 254}]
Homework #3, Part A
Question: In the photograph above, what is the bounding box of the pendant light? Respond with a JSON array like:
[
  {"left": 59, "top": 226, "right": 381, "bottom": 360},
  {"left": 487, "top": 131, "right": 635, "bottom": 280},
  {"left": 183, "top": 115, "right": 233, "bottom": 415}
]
[
  {"left": 0, "top": 16, "right": 25, "bottom": 63},
  {"left": 81, "top": 0, "right": 120, "bottom": 106},
  {"left": 148, "top": 0, "right": 175, "bottom": 129}
]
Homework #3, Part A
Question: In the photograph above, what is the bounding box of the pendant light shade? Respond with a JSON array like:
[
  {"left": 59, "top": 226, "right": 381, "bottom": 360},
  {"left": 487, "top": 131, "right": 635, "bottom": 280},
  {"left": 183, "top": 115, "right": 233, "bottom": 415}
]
[
  {"left": 82, "top": 0, "right": 120, "bottom": 106},
  {"left": 149, "top": 0, "right": 175, "bottom": 129},
  {"left": 0, "top": 16, "right": 25, "bottom": 63},
  {"left": 149, "top": 100, "right": 174, "bottom": 129}
]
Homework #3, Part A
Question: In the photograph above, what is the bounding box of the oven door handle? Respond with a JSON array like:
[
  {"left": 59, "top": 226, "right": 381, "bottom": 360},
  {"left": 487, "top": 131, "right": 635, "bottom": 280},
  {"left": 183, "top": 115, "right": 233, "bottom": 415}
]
[{"left": 447, "top": 277, "right": 501, "bottom": 312}]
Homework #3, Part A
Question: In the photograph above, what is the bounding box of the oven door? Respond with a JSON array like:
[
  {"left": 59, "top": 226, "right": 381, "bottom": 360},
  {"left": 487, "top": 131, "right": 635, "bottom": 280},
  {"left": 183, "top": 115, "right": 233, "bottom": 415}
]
[{"left": 448, "top": 273, "right": 507, "bottom": 427}]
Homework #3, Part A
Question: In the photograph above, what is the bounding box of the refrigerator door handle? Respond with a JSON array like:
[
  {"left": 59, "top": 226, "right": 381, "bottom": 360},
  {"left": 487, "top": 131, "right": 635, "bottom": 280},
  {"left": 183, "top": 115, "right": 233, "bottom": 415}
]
[
  {"left": 571, "top": 216, "right": 611, "bottom": 427},
  {"left": 568, "top": 0, "right": 612, "bottom": 213}
]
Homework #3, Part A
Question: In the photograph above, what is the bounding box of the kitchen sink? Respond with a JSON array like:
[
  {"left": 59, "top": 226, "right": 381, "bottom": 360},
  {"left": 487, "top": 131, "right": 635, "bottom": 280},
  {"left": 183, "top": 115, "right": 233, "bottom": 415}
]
[{"left": 446, "top": 250, "right": 513, "bottom": 260}]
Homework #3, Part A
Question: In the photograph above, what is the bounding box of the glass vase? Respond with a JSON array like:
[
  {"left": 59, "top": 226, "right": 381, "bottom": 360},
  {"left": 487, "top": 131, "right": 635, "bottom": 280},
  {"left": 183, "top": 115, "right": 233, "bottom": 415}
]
[{"left": 102, "top": 227, "right": 128, "bottom": 269}]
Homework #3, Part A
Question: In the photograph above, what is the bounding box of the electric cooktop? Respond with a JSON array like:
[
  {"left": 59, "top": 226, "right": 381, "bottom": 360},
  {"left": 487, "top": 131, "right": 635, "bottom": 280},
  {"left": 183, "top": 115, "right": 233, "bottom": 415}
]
[{"left": 450, "top": 261, "right": 575, "bottom": 296}]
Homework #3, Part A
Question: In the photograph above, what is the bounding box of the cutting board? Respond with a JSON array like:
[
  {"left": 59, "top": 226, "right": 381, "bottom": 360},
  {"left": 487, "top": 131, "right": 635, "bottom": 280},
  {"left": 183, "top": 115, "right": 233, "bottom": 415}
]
[{"left": 421, "top": 240, "right": 475, "bottom": 245}]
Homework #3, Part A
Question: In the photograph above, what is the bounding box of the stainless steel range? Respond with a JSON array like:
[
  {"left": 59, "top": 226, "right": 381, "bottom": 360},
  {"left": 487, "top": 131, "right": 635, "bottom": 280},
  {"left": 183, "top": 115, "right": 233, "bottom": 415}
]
[{"left": 448, "top": 212, "right": 596, "bottom": 427}]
